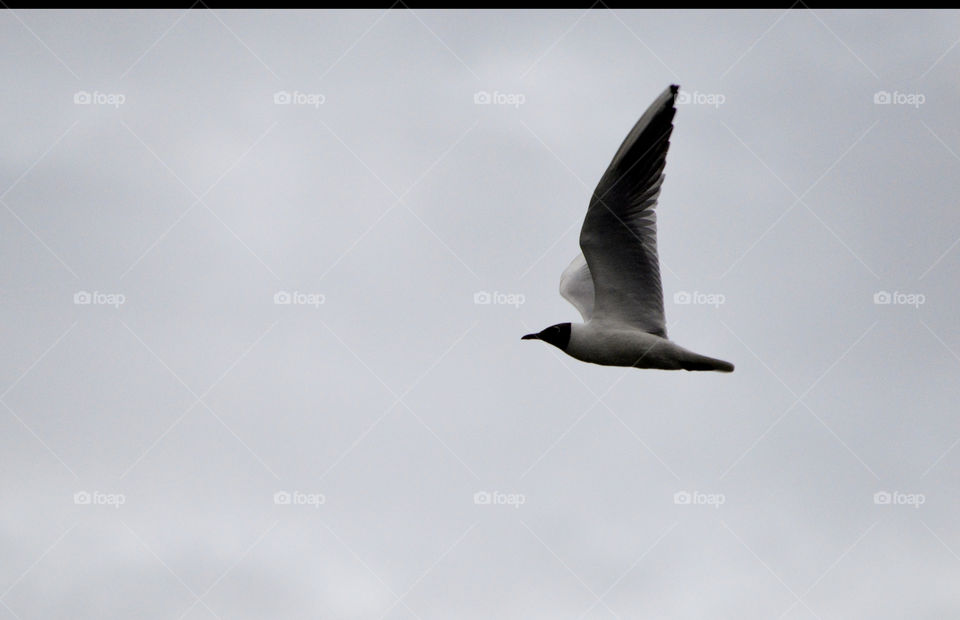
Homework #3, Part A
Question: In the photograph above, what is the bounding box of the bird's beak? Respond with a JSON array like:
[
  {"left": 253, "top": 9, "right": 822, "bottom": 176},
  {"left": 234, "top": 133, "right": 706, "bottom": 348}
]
[{"left": 521, "top": 333, "right": 539, "bottom": 340}]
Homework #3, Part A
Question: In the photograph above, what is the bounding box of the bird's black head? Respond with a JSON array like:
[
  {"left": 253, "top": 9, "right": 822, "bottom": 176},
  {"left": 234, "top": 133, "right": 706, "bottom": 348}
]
[{"left": 521, "top": 323, "right": 571, "bottom": 350}]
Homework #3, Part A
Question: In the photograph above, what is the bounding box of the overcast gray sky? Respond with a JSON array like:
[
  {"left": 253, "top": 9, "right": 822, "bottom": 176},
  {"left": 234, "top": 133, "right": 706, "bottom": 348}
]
[{"left": 2, "top": 8, "right": 960, "bottom": 619}]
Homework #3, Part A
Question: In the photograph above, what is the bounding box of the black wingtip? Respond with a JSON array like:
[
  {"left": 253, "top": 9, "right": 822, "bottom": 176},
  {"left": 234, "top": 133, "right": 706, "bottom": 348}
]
[{"left": 669, "top": 84, "right": 680, "bottom": 94}]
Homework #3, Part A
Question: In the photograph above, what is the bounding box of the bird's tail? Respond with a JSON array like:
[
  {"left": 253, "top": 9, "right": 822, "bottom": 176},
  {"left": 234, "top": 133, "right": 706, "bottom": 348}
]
[{"left": 680, "top": 352, "right": 735, "bottom": 373}]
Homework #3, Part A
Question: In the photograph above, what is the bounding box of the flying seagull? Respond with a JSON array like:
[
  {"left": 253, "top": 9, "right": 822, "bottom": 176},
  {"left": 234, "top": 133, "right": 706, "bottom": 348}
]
[{"left": 522, "top": 84, "right": 734, "bottom": 373}]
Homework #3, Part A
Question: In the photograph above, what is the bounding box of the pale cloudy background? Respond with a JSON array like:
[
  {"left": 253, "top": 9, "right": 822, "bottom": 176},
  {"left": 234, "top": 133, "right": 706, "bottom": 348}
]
[{"left": 2, "top": 8, "right": 960, "bottom": 619}]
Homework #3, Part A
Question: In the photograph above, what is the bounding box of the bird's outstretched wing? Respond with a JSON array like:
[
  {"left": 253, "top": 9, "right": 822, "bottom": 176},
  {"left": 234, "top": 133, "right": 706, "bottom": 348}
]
[
  {"left": 559, "top": 252, "right": 594, "bottom": 322},
  {"left": 578, "top": 84, "right": 678, "bottom": 338}
]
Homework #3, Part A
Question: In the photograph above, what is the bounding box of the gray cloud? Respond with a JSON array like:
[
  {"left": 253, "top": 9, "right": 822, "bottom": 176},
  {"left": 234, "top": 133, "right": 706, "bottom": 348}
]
[{"left": 2, "top": 8, "right": 959, "bottom": 618}]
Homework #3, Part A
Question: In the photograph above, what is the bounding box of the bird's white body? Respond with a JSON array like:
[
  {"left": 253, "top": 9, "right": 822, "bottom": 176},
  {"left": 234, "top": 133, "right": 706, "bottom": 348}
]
[
  {"left": 567, "top": 322, "right": 682, "bottom": 369},
  {"left": 523, "top": 84, "right": 734, "bottom": 373},
  {"left": 567, "top": 322, "right": 732, "bottom": 371}
]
